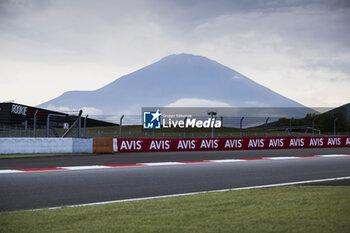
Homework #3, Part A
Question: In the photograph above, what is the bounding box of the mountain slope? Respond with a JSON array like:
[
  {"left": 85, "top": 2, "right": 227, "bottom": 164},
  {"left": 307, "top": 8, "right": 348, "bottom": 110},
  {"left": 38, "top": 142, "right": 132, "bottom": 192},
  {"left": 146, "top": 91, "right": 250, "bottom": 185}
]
[{"left": 39, "top": 53, "right": 304, "bottom": 115}]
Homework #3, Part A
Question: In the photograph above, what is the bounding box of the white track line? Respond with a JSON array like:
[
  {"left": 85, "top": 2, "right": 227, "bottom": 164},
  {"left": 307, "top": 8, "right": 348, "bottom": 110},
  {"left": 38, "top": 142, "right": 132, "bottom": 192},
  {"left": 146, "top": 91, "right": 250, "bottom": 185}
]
[
  {"left": 139, "top": 162, "right": 182, "bottom": 166},
  {"left": 58, "top": 165, "right": 108, "bottom": 170},
  {"left": 206, "top": 159, "right": 243, "bottom": 163},
  {"left": 264, "top": 156, "right": 300, "bottom": 160},
  {"left": 46, "top": 176, "right": 350, "bottom": 210},
  {"left": 0, "top": 170, "right": 23, "bottom": 174},
  {"left": 318, "top": 154, "right": 349, "bottom": 158}
]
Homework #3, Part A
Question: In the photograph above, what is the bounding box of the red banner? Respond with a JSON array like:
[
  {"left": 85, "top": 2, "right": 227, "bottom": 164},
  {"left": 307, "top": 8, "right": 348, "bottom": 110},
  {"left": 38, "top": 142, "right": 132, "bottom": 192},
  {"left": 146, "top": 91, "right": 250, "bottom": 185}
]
[{"left": 116, "top": 136, "right": 350, "bottom": 152}]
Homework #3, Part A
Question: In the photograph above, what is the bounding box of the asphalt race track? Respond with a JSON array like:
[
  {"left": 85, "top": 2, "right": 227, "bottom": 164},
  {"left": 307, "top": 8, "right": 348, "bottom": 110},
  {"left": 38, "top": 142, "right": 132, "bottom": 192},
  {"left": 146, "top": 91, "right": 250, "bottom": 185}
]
[{"left": 1, "top": 148, "right": 350, "bottom": 212}]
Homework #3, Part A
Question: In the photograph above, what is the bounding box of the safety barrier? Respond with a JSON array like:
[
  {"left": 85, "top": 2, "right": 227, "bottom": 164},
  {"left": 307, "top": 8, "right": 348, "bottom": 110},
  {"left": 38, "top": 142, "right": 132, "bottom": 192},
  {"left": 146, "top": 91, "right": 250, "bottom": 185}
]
[
  {"left": 0, "top": 136, "right": 349, "bottom": 154},
  {"left": 115, "top": 136, "right": 350, "bottom": 152},
  {"left": 92, "top": 138, "right": 113, "bottom": 154},
  {"left": 0, "top": 138, "right": 92, "bottom": 154}
]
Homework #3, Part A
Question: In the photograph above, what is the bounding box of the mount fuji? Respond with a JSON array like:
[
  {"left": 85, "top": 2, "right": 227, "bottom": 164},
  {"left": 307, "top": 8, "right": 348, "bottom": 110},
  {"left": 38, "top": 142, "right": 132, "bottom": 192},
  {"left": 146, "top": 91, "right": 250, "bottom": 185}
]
[{"left": 39, "top": 53, "right": 305, "bottom": 115}]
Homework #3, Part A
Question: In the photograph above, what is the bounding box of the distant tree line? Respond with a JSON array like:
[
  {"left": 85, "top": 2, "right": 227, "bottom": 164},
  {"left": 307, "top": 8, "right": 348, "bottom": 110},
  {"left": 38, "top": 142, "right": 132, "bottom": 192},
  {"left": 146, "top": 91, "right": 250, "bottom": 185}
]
[{"left": 271, "top": 111, "right": 349, "bottom": 134}]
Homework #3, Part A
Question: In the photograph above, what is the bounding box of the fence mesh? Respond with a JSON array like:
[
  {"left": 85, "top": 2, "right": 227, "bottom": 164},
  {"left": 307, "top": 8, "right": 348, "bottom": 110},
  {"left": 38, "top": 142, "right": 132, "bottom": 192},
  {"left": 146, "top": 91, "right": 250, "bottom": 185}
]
[{"left": 1, "top": 114, "right": 349, "bottom": 138}]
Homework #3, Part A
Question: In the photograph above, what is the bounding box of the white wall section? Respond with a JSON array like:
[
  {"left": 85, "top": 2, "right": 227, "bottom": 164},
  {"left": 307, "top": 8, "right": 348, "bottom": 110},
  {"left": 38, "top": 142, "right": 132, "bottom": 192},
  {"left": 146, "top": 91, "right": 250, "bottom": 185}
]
[{"left": 0, "top": 138, "right": 93, "bottom": 154}]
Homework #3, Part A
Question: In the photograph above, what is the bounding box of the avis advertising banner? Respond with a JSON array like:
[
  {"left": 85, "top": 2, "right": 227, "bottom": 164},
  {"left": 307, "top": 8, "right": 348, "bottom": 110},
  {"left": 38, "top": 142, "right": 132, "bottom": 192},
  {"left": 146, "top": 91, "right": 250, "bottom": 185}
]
[{"left": 116, "top": 136, "right": 350, "bottom": 152}]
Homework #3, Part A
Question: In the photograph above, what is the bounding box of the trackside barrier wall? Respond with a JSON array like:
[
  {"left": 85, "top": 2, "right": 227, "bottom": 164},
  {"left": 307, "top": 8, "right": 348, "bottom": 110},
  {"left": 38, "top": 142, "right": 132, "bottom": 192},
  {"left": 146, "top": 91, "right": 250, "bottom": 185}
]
[
  {"left": 92, "top": 138, "right": 113, "bottom": 154},
  {"left": 1, "top": 136, "right": 350, "bottom": 154},
  {"left": 115, "top": 136, "right": 350, "bottom": 152},
  {"left": 73, "top": 138, "right": 93, "bottom": 154},
  {"left": 0, "top": 138, "right": 92, "bottom": 154}
]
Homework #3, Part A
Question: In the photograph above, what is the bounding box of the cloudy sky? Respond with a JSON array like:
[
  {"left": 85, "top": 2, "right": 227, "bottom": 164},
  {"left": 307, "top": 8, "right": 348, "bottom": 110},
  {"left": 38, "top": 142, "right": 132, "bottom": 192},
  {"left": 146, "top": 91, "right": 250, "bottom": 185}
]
[{"left": 1, "top": 0, "right": 349, "bottom": 108}]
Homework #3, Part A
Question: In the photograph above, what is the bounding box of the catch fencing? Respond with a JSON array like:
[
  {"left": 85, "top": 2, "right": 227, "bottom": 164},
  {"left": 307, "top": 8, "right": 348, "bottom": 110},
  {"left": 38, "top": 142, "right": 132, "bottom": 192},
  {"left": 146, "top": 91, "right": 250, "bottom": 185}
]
[{"left": 1, "top": 114, "right": 348, "bottom": 138}]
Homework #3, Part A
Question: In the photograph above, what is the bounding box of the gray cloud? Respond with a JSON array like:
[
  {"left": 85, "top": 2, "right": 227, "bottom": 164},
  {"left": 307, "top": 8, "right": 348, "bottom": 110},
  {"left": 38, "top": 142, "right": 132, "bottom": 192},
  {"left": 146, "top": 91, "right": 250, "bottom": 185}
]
[{"left": 0, "top": 0, "right": 349, "bottom": 107}]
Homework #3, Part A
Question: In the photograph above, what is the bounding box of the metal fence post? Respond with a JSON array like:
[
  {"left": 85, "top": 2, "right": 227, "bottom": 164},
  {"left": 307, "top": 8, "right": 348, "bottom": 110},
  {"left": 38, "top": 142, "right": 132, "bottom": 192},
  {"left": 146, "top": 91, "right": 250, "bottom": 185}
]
[
  {"left": 240, "top": 117, "right": 244, "bottom": 137},
  {"left": 33, "top": 110, "right": 38, "bottom": 137},
  {"left": 46, "top": 115, "right": 50, "bottom": 137},
  {"left": 46, "top": 113, "right": 66, "bottom": 137},
  {"left": 208, "top": 112, "right": 217, "bottom": 138},
  {"left": 78, "top": 110, "right": 82, "bottom": 138},
  {"left": 312, "top": 117, "right": 316, "bottom": 136},
  {"left": 24, "top": 120, "right": 28, "bottom": 137},
  {"left": 265, "top": 117, "right": 269, "bottom": 137},
  {"left": 119, "top": 115, "right": 124, "bottom": 138},
  {"left": 184, "top": 117, "right": 187, "bottom": 138},
  {"left": 212, "top": 117, "right": 216, "bottom": 138},
  {"left": 84, "top": 114, "right": 88, "bottom": 137}
]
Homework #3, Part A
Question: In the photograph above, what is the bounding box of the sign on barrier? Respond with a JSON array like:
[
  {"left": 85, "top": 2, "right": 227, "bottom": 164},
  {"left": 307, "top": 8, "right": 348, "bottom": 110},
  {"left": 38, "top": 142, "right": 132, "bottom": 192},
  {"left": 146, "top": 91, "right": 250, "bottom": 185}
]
[{"left": 116, "top": 136, "right": 350, "bottom": 153}]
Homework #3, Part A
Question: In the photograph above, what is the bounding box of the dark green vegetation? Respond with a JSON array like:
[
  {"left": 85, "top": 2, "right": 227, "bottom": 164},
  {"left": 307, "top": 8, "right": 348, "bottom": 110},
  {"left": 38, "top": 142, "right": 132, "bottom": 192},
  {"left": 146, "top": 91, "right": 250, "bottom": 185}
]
[
  {"left": 85, "top": 125, "right": 310, "bottom": 138},
  {"left": 270, "top": 111, "right": 349, "bottom": 134},
  {"left": 1, "top": 186, "right": 349, "bottom": 233}
]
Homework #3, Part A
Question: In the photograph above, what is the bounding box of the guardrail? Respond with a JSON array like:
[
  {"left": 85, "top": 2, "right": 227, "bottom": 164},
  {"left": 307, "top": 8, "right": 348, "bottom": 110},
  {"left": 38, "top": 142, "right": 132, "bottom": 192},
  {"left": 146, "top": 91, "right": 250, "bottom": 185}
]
[{"left": 1, "top": 136, "right": 350, "bottom": 154}]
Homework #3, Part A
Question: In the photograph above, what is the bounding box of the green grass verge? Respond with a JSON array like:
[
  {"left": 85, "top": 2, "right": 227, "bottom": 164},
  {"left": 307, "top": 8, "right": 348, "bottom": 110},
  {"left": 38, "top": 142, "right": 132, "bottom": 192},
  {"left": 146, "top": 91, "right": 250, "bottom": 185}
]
[{"left": 1, "top": 186, "right": 349, "bottom": 233}]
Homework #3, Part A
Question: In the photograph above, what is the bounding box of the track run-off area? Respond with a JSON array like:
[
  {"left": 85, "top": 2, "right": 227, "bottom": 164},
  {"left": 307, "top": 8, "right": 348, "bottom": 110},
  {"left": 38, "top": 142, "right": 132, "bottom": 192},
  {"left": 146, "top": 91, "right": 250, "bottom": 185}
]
[{"left": 0, "top": 148, "right": 350, "bottom": 212}]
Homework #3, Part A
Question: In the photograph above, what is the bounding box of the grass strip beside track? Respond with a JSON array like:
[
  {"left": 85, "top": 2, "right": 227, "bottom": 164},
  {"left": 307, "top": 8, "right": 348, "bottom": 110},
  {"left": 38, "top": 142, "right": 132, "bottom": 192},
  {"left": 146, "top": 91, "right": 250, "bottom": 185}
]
[{"left": 1, "top": 186, "right": 349, "bottom": 233}]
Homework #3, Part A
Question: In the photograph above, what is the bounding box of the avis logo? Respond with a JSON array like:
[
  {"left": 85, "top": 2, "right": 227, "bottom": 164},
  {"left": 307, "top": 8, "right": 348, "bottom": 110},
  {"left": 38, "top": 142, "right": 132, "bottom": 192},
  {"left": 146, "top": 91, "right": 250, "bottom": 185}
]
[{"left": 143, "top": 109, "right": 162, "bottom": 129}]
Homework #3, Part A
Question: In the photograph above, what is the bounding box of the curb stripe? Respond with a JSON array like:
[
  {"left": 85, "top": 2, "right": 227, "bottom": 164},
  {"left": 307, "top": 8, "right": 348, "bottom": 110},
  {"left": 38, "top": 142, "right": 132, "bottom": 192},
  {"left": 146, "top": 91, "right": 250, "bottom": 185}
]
[
  {"left": 318, "top": 154, "right": 349, "bottom": 158},
  {"left": 1, "top": 154, "right": 349, "bottom": 174},
  {"left": 140, "top": 162, "right": 182, "bottom": 166},
  {"left": 264, "top": 156, "right": 299, "bottom": 160},
  {"left": 241, "top": 158, "right": 270, "bottom": 161},
  {"left": 17, "top": 168, "right": 67, "bottom": 172},
  {"left": 105, "top": 164, "right": 145, "bottom": 168},
  {"left": 206, "top": 159, "right": 243, "bottom": 163},
  {"left": 0, "top": 170, "right": 24, "bottom": 174},
  {"left": 59, "top": 165, "right": 107, "bottom": 170},
  {"left": 180, "top": 161, "right": 213, "bottom": 164}
]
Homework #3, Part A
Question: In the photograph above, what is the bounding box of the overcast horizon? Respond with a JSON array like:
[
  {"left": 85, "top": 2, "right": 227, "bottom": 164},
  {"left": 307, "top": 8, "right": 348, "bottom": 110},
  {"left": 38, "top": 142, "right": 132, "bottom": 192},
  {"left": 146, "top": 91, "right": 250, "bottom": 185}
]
[{"left": 1, "top": 0, "right": 349, "bottom": 108}]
